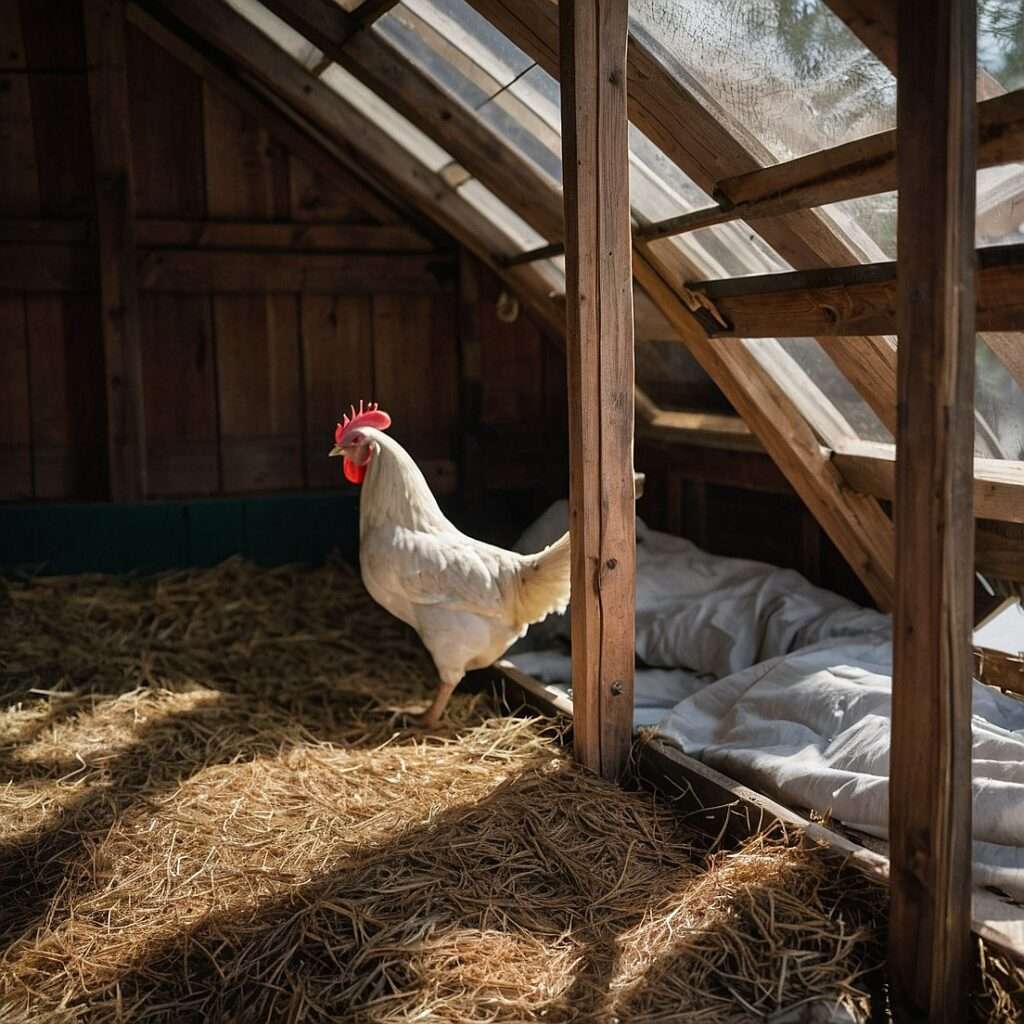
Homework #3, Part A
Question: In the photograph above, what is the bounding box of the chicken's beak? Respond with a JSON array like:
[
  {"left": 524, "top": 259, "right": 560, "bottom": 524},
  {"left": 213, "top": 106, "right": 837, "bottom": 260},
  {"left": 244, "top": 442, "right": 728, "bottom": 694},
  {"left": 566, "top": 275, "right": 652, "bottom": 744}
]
[{"left": 328, "top": 445, "right": 344, "bottom": 458}]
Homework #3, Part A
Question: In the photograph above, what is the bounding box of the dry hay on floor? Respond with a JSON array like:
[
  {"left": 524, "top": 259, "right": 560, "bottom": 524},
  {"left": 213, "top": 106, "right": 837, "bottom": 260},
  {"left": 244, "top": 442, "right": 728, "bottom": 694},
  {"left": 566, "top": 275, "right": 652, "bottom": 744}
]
[{"left": 0, "top": 559, "right": 1014, "bottom": 1022}]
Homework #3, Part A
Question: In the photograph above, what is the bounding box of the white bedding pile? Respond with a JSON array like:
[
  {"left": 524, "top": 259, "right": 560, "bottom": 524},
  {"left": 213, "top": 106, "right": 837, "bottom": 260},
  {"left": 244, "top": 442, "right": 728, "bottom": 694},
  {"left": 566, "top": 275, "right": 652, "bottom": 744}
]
[{"left": 509, "top": 501, "right": 1024, "bottom": 898}]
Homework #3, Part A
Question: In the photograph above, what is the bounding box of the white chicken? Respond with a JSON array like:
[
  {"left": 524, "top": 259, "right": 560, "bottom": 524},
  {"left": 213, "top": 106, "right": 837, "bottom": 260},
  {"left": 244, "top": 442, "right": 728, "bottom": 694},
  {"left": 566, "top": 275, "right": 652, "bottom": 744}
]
[{"left": 330, "top": 402, "right": 572, "bottom": 726}]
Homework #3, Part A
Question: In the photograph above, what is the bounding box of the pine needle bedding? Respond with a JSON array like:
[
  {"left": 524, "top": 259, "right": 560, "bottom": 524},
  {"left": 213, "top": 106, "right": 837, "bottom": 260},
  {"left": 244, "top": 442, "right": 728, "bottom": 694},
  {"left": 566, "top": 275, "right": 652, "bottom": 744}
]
[{"left": 0, "top": 560, "right": 1017, "bottom": 1022}]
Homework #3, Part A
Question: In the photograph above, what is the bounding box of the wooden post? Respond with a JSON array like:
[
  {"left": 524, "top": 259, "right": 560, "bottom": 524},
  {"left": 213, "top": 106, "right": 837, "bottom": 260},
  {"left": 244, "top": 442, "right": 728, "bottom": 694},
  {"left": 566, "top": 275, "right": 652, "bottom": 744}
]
[
  {"left": 85, "top": 0, "right": 146, "bottom": 501},
  {"left": 559, "top": 0, "right": 635, "bottom": 780},
  {"left": 889, "top": 0, "right": 976, "bottom": 1018}
]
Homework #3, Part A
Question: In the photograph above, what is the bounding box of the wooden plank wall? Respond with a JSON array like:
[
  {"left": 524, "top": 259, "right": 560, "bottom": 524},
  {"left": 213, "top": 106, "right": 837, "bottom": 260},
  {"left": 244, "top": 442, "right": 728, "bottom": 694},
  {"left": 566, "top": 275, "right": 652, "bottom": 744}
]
[
  {"left": 0, "top": 0, "right": 563, "bottom": 512},
  {"left": 637, "top": 442, "right": 875, "bottom": 608},
  {"left": 0, "top": 0, "right": 893, "bottom": 615},
  {"left": 0, "top": 1, "right": 106, "bottom": 500}
]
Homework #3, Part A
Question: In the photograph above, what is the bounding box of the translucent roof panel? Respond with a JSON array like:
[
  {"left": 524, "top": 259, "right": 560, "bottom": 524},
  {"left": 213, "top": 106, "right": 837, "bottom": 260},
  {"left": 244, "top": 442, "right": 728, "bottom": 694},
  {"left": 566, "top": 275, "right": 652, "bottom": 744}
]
[
  {"left": 480, "top": 67, "right": 563, "bottom": 184},
  {"left": 403, "top": 0, "right": 533, "bottom": 85},
  {"left": 375, "top": 5, "right": 495, "bottom": 108},
  {"left": 979, "top": 1, "right": 1024, "bottom": 90},
  {"left": 820, "top": 163, "right": 1024, "bottom": 261},
  {"left": 977, "top": 163, "right": 1024, "bottom": 248},
  {"left": 377, "top": 6, "right": 563, "bottom": 183},
  {"left": 821, "top": 193, "right": 897, "bottom": 259},
  {"left": 776, "top": 340, "right": 891, "bottom": 443},
  {"left": 320, "top": 64, "right": 454, "bottom": 172},
  {"left": 977, "top": 337, "right": 1024, "bottom": 460},
  {"left": 457, "top": 179, "right": 545, "bottom": 251},
  {"left": 629, "top": 1, "right": 896, "bottom": 164},
  {"left": 223, "top": 0, "right": 323, "bottom": 68}
]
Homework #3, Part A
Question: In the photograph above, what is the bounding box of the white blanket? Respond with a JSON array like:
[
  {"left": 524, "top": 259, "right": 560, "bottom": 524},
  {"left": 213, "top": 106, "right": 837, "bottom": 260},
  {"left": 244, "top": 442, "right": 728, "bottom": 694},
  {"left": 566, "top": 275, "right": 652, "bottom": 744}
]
[{"left": 510, "top": 502, "right": 1024, "bottom": 898}]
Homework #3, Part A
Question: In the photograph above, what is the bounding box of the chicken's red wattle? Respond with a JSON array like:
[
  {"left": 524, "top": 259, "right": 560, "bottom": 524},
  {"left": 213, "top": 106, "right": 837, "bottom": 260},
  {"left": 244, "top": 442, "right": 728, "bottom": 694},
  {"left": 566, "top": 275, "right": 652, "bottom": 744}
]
[{"left": 344, "top": 458, "right": 367, "bottom": 485}]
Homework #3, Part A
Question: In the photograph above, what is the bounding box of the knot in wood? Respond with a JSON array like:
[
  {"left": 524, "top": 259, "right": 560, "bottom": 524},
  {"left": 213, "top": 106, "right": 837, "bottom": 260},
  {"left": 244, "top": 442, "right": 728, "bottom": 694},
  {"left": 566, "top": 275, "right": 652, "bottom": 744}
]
[{"left": 610, "top": 680, "right": 624, "bottom": 696}]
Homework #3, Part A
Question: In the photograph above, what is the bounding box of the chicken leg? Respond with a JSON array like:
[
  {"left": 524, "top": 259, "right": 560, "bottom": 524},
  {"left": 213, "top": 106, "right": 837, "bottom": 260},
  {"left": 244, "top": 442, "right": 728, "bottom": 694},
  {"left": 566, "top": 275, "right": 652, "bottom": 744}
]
[{"left": 416, "top": 668, "right": 463, "bottom": 728}]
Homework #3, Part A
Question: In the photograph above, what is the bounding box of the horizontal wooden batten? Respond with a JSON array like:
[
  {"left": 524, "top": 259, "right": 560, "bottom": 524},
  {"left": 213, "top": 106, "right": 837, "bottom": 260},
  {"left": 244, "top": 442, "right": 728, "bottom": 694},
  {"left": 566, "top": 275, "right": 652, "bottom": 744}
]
[
  {"left": 0, "top": 219, "right": 92, "bottom": 244},
  {"left": 975, "top": 647, "right": 1024, "bottom": 697},
  {"left": 687, "top": 243, "right": 1024, "bottom": 337},
  {"left": 976, "top": 522, "right": 1024, "bottom": 584},
  {"left": 136, "top": 219, "right": 436, "bottom": 252},
  {"left": 0, "top": 242, "right": 454, "bottom": 294},
  {"left": 498, "top": 89, "right": 1022, "bottom": 262},
  {"left": 635, "top": 89, "right": 1024, "bottom": 243},
  {"left": 832, "top": 442, "right": 1024, "bottom": 524},
  {"left": 0, "top": 218, "right": 436, "bottom": 251},
  {"left": 137, "top": 249, "right": 455, "bottom": 293},
  {"left": 0, "top": 244, "right": 97, "bottom": 291}
]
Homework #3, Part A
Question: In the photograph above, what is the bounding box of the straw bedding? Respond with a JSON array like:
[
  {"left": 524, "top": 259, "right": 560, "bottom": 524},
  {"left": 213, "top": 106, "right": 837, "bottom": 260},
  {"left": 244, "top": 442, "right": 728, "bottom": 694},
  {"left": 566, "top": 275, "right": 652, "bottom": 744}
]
[{"left": 0, "top": 559, "right": 1018, "bottom": 1022}]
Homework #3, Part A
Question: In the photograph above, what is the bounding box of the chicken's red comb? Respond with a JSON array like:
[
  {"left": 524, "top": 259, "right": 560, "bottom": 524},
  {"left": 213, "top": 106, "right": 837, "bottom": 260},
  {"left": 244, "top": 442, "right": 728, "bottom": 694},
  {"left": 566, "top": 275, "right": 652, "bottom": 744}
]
[{"left": 335, "top": 401, "right": 391, "bottom": 445}]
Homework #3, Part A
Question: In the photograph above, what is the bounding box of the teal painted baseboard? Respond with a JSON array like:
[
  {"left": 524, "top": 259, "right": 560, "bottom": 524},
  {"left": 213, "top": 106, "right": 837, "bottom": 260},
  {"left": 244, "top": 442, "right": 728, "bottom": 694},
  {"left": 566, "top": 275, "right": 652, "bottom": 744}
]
[{"left": 0, "top": 493, "right": 361, "bottom": 575}]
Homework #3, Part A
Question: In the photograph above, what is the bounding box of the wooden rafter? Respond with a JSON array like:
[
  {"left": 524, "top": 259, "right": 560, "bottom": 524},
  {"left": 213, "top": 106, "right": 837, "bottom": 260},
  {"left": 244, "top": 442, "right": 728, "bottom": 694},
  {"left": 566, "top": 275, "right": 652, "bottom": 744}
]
[
  {"left": 635, "top": 251, "right": 895, "bottom": 610},
  {"left": 889, "top": 0, "right": 976, "bottom": 1014},
  {"left": 260, "top": 0, "right": 564, "bottom": 239},
  {"left": 462, "top": 0, "right": 897, "bottom": 440},
  {"left": 637, "top": 90, "right": 1024, "bottom": 244},
  {"left": 495, "top": 87, "right": 1024, "bottom": 266},
  {"left": 684, "top": 243, "right": 1024, "bottom": 337},
  {"left": 130, "top": 0, "right": 566, "bottom": 341},
  {"left": 85, "top": 0, "right": 147, "bottom": 502},
  {"left": 463, "top": 0, "right": 899, "bottom": 434},
  {"left": 559, "top": 0, "right": 636, "bottom": 781}
]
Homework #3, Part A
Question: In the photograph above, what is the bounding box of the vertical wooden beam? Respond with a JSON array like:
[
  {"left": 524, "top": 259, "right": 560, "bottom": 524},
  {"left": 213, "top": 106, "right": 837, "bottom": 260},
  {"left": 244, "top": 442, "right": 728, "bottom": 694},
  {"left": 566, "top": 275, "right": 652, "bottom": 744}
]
[
  {"left": 85, "top": 0, "right": 146, "bottom": 501},
  {"left": 889, "top": 0, "right": 976, "bottom": 1018},
  {"left": 560, "top": 0, "right": 635, "bottom": 781}
]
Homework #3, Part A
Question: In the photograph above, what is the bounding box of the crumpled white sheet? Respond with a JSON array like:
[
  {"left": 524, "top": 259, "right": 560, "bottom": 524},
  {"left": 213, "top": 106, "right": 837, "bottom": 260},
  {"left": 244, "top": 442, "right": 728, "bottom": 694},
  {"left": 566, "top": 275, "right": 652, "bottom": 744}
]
[{"left": 510, "top": 501, "right": 1024, "bottom": 899}]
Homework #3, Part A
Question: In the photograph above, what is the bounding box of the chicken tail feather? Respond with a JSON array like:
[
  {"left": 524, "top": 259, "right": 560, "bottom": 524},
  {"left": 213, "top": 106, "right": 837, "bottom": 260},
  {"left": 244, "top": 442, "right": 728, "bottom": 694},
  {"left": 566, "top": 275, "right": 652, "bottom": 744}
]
[{"left": 516, "top": 531, "right": 571, "bottom": 625}]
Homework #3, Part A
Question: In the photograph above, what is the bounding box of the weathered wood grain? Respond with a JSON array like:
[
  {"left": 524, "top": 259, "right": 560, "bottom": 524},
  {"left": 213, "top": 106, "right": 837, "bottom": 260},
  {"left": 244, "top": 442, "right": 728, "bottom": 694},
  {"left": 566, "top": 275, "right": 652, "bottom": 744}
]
[
  {"left": 0, "top": 295, "right": 32, "bottom": 498},
  {"left": 85, "top": 0, "right": 146, "bottom": 501},
  {"left": 136, "top": 247, "right": 455, "bottom": 294},
  {"left": 125, "top": 23, "right": 207, "bottom": 219},
  {"left": 139, "top": 293, "right": 219, "bottom": 496},
  {"left": 560, "top": 0, "right": 636, "bottom": 781},
  {"left": 215, "top": 294, "right": 303, "bottom": 493},
  {"left": 301, "top": 294, "right": 373, "bottom": 488},
  {"left": 832, "top": 442, "right": 1024, "bottom": 525},
  {"left": 687, "top": 244, "right": 1024, "bottom": 337},
  {"left": 889, "top": 0, "right": 976, "bottom": 1016}
]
